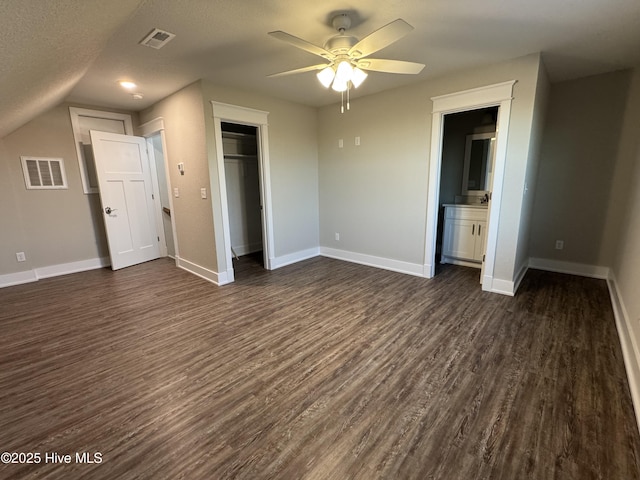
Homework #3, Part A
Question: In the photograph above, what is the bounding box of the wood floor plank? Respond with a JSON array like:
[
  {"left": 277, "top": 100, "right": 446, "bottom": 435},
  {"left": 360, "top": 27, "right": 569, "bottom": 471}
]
[{"left": 0, "top": 257, "right": 639, "bottom": 479}]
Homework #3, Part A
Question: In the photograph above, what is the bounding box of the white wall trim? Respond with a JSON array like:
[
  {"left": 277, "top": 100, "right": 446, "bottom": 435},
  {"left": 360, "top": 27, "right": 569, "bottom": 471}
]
[
  {"left": 487, "top": 278, "right": 517, "bottom": 296},
  {"left": 430, "top": 81, "right": 518, "bottom": 113},
  {"left": 512, "top": 262, "right": 529, "bottom": 293},
  {"left": 321, "top": 247, "right": 424, "bottom": 277},
  {"left": 528, "top": 257, "right": 610, "bottom": 279},
  {"left": 0, "top": 270, "right": 38, "bottom": 288},
  {"left": 607, "top": 273, "right": 640, "bottom": 433},
  {"left": 483, "top": 261, "right": 527, "bottom": 296},
  {"left": 69, "top": 107, "right": 134, "bottom": 194},
  {"left": 138, "top": 117, "right": 165, "bottom": 136},
  {"left": 0, "top": 257, "right": 110, "bottom": 288},
  {"left": 271, "top": 247, "right": 320, "bottom": 270},
  {"left": 176, "top": 256, "right": 230, "bottom": 286},
  {"left": 35, "top": 257, "right": 111, "bottom": 279},
  {"left": 137, "top": 117, "right": 180, "bottom": 261}
]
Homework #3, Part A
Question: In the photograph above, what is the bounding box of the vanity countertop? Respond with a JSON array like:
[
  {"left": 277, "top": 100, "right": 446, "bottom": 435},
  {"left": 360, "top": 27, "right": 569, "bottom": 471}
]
[{"left": 442, "top": 203, "right": 488, "bottom": 209}]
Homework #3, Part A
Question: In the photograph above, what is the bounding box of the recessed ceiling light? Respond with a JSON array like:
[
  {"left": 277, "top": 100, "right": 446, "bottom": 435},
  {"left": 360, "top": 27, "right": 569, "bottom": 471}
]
[{"left": 119, "top": 81, "right": 137, "bottom": 89}]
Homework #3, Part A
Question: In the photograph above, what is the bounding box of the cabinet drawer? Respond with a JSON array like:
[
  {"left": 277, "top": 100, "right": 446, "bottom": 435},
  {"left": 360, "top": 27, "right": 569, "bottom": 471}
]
[{"left": 444, "top": 205, "right": 487, "bottom": 221}]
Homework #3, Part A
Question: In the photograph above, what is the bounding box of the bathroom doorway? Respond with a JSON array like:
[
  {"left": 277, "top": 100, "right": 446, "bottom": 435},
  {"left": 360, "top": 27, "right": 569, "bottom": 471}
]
[
  {"left": 423, "top": 81, "right": 516, "bottom": 293},
  {"left": 435, "top": 107, "right": 498, "bottom": 282}
]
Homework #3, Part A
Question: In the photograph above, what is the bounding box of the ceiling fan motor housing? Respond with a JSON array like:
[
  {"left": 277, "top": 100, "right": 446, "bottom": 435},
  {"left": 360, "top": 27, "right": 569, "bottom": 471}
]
[
  {"left": 332, "top": 13, "right": 352, "bottom": 32},
  {"left": 324, "top": 35, "right": 358, "bottom": 55}
]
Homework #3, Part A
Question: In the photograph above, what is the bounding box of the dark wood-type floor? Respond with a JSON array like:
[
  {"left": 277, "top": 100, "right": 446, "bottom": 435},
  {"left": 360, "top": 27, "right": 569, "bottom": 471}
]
[{"left": 1, "top": 256, "right": 639, "bottom": 479}]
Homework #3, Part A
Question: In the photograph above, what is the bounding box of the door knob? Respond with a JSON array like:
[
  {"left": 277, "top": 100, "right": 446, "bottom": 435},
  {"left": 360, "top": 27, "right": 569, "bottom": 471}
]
[{"left": 104, "top": 207, "right": 117, "bottom": 214}]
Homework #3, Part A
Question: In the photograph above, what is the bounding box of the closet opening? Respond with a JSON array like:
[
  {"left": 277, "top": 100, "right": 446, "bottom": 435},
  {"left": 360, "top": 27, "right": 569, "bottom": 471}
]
[{"left": 221, "top": 121, "right": 264, "bottom": 276}]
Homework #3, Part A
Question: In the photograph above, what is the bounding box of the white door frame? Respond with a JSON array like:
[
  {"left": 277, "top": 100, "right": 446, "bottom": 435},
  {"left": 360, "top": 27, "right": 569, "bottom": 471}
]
[
  {"left": 423, "top": 81, "right": 515, "bottom": 291},
  {"left": 211, "top": 101, "right": 274, "bottom": 283},
  {"left": 138, "top": 117, "right": 180, "bottom": 263}
]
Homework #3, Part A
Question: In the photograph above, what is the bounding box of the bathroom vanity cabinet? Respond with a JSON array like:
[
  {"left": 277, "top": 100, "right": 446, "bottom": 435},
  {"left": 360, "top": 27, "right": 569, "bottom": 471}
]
[{"left": 441, "top": 204, "right": 487, "bottom": 268}]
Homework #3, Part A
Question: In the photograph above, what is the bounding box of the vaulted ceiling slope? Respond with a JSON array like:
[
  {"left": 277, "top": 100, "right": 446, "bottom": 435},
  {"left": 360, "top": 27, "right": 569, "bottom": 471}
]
[
  {"left": 0, "top": 0, "right": 145, "bottom": 138},
  {"left": 2, "top": 0, "right": 640, "bottom": 139}
]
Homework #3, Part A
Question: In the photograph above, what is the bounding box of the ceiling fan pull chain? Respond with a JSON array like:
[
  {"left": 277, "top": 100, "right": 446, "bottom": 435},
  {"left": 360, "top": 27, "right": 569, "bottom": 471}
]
[
  {"left": 347, "top": 83, "right": 350, "bottom": 111},
  {"left": 341, "top": 90, "right": 344, "bottom": 113}
]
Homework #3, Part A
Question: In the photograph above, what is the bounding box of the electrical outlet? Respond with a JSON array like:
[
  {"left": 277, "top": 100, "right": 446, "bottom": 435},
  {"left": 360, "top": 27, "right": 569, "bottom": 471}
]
[
  {"left": 174, "top": 187, "right": 180, "bottom": 198},
  {"left": 335, "top": 232, "right": 340, "bottom": 241},
  {"left": 355, "top": 136, "right": 360, "bottom": 146},
  {"left": 16, "top": 252, "right": 26, "bottom": 262},
  {"left": 338, "top": 139, "right": 343, "bottom": 148},
  {"left": 555, "top": 240, "right": 564, "bottom": 250},
  {"left": 200, "top": 187, "right": 207, "bottom": 199}
]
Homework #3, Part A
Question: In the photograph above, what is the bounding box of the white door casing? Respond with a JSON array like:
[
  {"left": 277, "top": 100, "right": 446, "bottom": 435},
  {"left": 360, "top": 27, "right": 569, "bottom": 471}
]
[
  {"left": 211, "top": 102, "right": 273, "bottom": 284},
  {"left": 91, "top": 130, "right": 160, "bottom": 270},
  {"left": 138, "top": 117, "right": 180, "bottom": 262},
  {"left": 424, "top": 81, "right": 515, "bottom": 292}
]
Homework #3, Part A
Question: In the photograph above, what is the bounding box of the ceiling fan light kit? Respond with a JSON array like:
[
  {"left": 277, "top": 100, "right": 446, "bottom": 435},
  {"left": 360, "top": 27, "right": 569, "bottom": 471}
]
[
  {"left": 317, "top": 66, "right": 335, "bottom": 88},
  {"left": 268, "top": 14, "right": 425, "bottom": 113}
]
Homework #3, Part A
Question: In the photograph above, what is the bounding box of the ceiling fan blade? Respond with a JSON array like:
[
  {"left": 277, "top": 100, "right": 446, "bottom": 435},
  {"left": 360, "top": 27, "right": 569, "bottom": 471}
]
[
  {"left": 348, "top": 19, "right": 414, "bottom": 58},
  {"left": 357, "top": 58, "right": 425, "bottom": 74},
  {"left": 267, "top": 63, "right": 331, "bottom": 78},
  {"left": 268, "top": 31, "right": 334, "bottom": 60}
]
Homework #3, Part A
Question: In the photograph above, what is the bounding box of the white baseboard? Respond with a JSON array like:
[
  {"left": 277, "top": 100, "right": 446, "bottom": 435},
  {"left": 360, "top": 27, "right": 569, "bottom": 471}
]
[
  {"left": 271, "top": 247, "right": 320, "bottom": 270},
  {"left": 514, "top": 262, "right": 529, "bottom": 292},
  {"left": 486, "top": 277, "right": 517, "bottom": 296},
  {"left": 176, "top": 256, "right": 229, "bottom": 286},
  {"left": 320, "top": 247, "right": 424, "bottom": 277},
  {"left": 0, "top": 257, "right": 110, "bottom": 288},
  {"left": 485, "top": 262, "right": 525, "bottom": 296},
  {"left": 423, "top": 262, "right": 434, "bottom": 278},
  {"left": 35, "top": 257, "right": 111, "bottom": 279},
  {"left": 607, "top": 273, "right": 640, "bottom": 433},
  {"left": 528, "top": 257, "right": 610, "bottom": 279},
  {"left": 0, "top": 269, "right": 38, "bottom": 288}
]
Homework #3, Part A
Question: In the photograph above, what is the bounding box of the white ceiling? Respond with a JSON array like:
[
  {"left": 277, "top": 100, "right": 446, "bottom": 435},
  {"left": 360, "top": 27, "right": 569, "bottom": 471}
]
[{"left": 2, "top": 0, "right": 640, "bottom": 138}]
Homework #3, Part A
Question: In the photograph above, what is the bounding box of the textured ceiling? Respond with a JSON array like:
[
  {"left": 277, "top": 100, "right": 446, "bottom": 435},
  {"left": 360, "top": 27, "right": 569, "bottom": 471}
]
[{"left": 2, "top": 0, "right": 640, "bottom": 138}]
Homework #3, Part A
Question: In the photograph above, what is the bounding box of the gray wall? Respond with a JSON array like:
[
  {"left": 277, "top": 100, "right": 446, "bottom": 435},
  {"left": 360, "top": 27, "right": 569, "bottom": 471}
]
[
  {"left": 514, "top": 61, "right": 551, "bottom": 274},
  {"left": 529, "top": 70, "right": 630, "bottom": 265},
  {"left": 0, "top": 103, "right": 139, "bottom": 278},
  {"left": 318, "top": 53, "right": 544, "bottom": 286},
  {"left": 139, "top": 82, "right": 217, "bottom": 272},
  {"left": 200, "top": 80, "right": 320, "bottom": 268},
  {"left": 607, "top": 67, "right": 640, "bottom": 353}
]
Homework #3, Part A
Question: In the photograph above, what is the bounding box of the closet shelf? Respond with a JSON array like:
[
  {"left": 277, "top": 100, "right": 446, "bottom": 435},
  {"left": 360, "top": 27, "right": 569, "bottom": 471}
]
[
  {"left": 224, "top": 153, "right": 257, "bottom": 160},
  {"left": 222, "top": 131, "right": 254, "bottom": 139}
]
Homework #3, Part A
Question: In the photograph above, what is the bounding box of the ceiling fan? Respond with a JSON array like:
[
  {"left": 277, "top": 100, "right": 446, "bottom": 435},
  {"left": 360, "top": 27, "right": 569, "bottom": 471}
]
[{"left": 268, "top": 14, "right": 425, "bottom": 110}]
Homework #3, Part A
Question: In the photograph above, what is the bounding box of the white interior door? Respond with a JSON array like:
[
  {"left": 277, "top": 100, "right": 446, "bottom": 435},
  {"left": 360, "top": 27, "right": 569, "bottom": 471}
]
[{"left": 90, "top": 130, "right": 160, "bottom": 270}]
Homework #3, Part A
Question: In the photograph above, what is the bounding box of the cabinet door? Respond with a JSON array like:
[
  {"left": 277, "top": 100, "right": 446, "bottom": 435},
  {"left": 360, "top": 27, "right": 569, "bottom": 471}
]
[
  {"left": 443, "top": 218, "right": 477, "bottom": 260},
  {"left": 474, "top": 220, "right": 487, "bottom": 261}
]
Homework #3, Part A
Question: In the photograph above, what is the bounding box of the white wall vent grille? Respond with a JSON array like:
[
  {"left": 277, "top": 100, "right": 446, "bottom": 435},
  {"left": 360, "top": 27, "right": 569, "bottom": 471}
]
[
  {"left": 21, "top": 156, "right": 68, "bottom": 190},
  {"left": 139, "top": 28, "right": 176, "bottom": 49}
]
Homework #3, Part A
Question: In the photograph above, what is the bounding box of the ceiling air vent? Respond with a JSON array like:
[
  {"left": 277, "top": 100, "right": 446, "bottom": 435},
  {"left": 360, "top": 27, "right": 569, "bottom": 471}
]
[{"left": 139, "top": 28, "right": 176, "bottom": 49}]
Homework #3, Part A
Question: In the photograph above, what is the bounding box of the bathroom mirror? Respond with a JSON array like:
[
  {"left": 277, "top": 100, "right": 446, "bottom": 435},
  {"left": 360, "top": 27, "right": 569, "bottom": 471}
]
[{"left": 462, "top": 132, "right": 495, "bottom": 194}]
